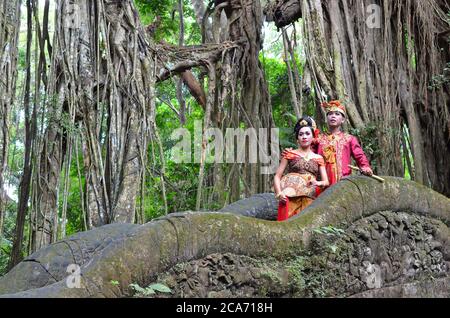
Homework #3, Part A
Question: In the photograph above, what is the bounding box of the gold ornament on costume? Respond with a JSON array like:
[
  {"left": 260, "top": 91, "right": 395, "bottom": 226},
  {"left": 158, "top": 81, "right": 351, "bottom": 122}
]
[
  {"left": 322, "top": 145, "right": 336, "bottom": 164},
  {"left": 280, "top": 173, "right": 316, "bottom": 198}
]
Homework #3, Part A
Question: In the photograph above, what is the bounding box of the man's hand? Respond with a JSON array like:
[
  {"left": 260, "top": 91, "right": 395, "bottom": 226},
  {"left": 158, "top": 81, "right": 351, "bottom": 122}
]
[{"left": 361, "top": 167, "right": 373, "bottom": 176}]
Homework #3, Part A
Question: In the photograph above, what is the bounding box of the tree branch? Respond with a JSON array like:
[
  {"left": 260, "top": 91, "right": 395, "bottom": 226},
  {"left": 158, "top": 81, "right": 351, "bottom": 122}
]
[{"left": 154, "top": 41, "right": 242, "bottom": 82}]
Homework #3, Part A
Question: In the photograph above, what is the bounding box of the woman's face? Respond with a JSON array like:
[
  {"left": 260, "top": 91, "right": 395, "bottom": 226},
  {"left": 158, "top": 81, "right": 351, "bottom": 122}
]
[{"left": 297, "top": 127, "right": 313, "bottom": 147}]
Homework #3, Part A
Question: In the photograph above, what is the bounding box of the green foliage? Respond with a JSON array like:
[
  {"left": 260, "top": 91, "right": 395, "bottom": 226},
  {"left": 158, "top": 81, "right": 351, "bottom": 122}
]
[
  {"left": 403, "top": 27, "right": 417, "bottom": 70},
  {"left": 129, "top": 282, "right": 172, "bottom": 297},
  {"left": 57, "top": 151, "right": 86, "bottom": 236},
  {"left": 129, "top": 283, "right": 156, "bottom": 296},
  {"left": 428, "top": 62, "right": 450, "bottom": 90},
  {"left": 135, "top": 0, "right": 201, "bottom": 45},
  {"left": 59, "top": 113, "right": 78, "bottom": 135},
  {"left": 313, "top": 225, "right": 345, "bottom": 237},
  {"left": 261, "top": 52, "right": 316, "bottom": 149},
  {"left": 17, "top": 43, "right": 27, "bottom": 70},
  {"left": 349, "top": 123, "right": 381, "bottom": 170},
  {"left": 311, "top": 229, "right": 342, "bottom": 259},
  {"left": 141, "top": 88, "right": 205, "bottom": 218},
  {"left": 0, "top": 201, "right": 19, "bottom": 276},
  {"left": 286, "top": 256, "right": 305, "bottom": 291},
  {"left": 135, "top": 0, "right": 178, "bottom": 41},
  {"left": 261, "top": 56, "right": 296, "bottom": 148},
  {"left": 0, "top": 236, "right": 12, "bottom": 276},
  {"left": 262, "top": 56, "right": 290, "bottom": 112},
  {"left": 149, "top": 283, "right": 172, "bottom": 293},
  {"left": 260, "top": 265, "right": 283, "bottom": 285}
]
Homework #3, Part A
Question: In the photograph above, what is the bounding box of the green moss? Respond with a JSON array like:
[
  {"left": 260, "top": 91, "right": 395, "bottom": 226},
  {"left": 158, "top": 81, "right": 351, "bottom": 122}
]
[
  {"left": 286, "top": 256, "right": 306, "bottom": 293},
  {"left": 260, "top": 265, "right": 283, "bottom": 285}
]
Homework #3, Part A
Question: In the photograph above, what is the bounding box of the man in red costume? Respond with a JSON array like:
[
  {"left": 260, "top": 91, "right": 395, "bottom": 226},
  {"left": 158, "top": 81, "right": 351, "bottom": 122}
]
[
  {"left": 316, "top": 100, "right": 373, "bottom": 185},
  {"left": 283, "top": 100, "right": 373, "bottom": 186}
]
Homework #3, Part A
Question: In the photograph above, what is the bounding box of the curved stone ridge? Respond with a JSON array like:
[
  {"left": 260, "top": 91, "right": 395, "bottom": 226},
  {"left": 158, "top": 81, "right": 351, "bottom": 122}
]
[
  {"left": 0, "top": 223, "right": 138, "bottom": 295},
  {"left": 0, "top": 176, "right": 448, "bottom": 297},
  {"left": 142, "top": 211, "right": 449, "bottom": 298}
]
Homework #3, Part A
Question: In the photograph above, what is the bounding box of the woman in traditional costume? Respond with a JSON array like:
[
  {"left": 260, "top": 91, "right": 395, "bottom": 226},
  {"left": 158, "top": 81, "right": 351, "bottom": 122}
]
[
  {"left": 282, "top": 100, "right": 373, "bottom": 186},
  {"left": 274, "top": 117, "right": 329, "bottom": 221}
]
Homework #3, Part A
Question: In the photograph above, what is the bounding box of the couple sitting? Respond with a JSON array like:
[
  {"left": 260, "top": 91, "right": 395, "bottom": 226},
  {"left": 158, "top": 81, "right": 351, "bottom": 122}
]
[{"left": 274, "top": 100, "right": 373, "bottom": 221}]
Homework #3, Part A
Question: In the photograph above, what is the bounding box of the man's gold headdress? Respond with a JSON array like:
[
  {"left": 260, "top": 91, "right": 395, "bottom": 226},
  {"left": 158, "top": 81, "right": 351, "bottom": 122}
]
[{"left": 321, "top": 100, "right": 346, "bottom": 117}]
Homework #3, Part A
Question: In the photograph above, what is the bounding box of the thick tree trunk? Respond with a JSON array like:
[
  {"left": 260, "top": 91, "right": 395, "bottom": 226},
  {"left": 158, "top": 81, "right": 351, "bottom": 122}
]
[
  {"left": 31, "top": 0, "right": 156, "bottom": 246},
  {"left": 33, "top": 0, "right": 89, "bottom": 250},
  {"left": 9, "top": 0, "right": 32, "bottom": 268},
  {"left": 201, "top": 0, "right": 274, "bottom": 207},
  {"left": 0, "top": 0, "right": 21, "bottom": 236},
  {"left": 78, "top": 0, "right": 156, "bottom": 225},
  {"left": 97, "top": 0, "right": 155, "bottom": 223}
]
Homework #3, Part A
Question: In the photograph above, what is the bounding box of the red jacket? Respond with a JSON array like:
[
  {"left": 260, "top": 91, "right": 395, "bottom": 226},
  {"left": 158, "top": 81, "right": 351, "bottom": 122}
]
[{"left": 315, "top": 132, "right": 371, "bottom": 185}]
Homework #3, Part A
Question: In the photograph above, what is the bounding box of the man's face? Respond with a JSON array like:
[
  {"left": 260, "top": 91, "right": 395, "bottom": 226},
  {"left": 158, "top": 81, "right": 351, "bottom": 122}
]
[{"left": 327, "top": 111, "right": 345, "bottom": 128}]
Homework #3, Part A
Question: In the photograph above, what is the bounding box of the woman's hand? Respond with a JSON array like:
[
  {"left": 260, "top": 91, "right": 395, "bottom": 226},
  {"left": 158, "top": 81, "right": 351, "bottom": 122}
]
[
  {"left": 281, "top": 148, "right": 294, "bottom": 158},
  {"left": 276, "top": 192, "right": 287, "bottom": 202},
  {"left": 309, "top": 180, "right": 324, "bottom": 187}
]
